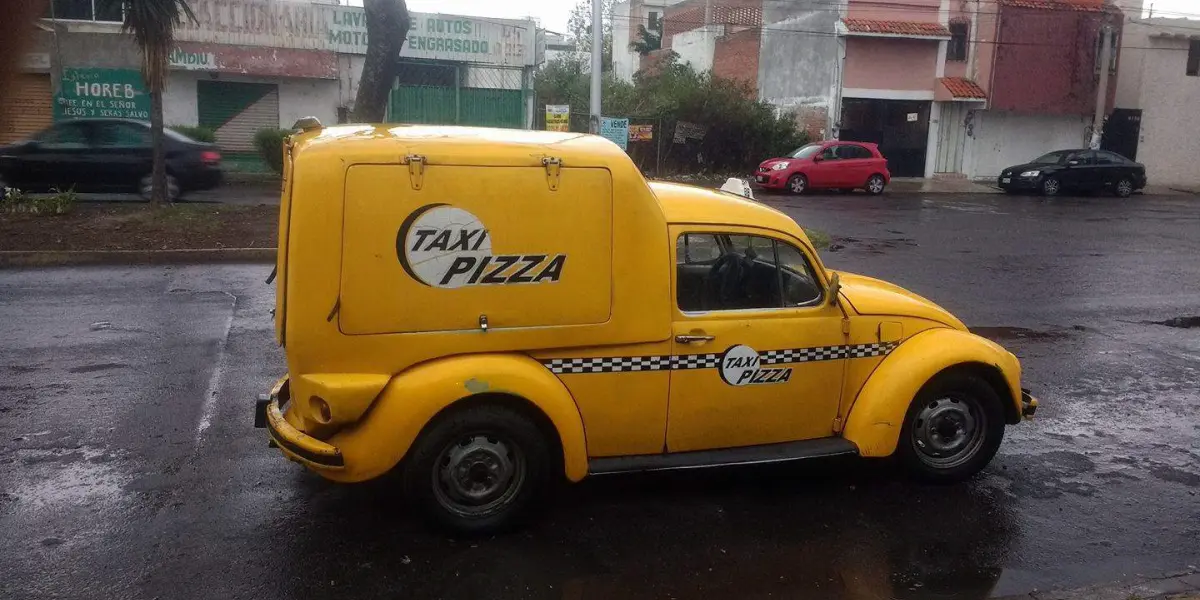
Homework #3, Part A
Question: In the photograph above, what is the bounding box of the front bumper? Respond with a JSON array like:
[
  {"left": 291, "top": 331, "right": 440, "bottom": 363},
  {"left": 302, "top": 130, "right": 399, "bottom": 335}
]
[
  {"left": 998, "top": 175, "right": 1040, "bottom": 191},
  {"left": 254, "top": 377, "right": 345, "bottom": 470},
  {"left": 1021, "top": 388, "right": 1038, "bottom": 418},
  {"left": 753, "top": 171, "right": 789, "bottom": 189}
]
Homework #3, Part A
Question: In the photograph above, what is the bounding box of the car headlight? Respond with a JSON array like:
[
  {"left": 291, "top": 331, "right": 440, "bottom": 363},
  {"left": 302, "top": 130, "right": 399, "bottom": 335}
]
[
  {"left": 771, "top": 162, "right": 789, "bottom": 171},
  {"left": 1020, "top": 170, "right": 1040, "bottom": 177}
]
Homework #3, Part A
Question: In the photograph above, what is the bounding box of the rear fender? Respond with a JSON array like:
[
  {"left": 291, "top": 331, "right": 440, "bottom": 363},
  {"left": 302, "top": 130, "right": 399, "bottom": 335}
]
[
  {"left": 842, "top": 328, "right": 1022, "bottom": 457},
  {"left": 324, "top": 353, "right": 588, "bottom": 483}
]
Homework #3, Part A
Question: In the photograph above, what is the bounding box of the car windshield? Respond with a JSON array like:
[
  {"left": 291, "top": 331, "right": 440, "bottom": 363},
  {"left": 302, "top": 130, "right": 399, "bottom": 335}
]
[
  {"left": 788, "top": 144, "right": 822, "bottom": 159},
  {"left": 1033, "top": 150, "right": 1072, "bottom": 164}
]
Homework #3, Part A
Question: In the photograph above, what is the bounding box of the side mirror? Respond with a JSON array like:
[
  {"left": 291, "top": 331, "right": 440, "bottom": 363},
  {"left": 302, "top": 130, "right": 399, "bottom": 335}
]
[
  {"left": 1067, "top": 159, "right": 1081, "bottom": 166},
  {"left": 827, "top": 271, "right": 841, "bottom": 306},
  {"left": 813, "top": 155, "right": 824, "bottom": 163}
]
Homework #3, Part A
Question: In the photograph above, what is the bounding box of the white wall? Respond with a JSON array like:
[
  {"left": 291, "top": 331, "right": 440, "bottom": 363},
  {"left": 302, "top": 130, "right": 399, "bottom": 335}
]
[
  {"left": 672, "top": 25, "right": 722, "bottom": 74},
  {"left": 612, "top": 1, "right": 639, "bottom": 83},
  {"left": 163, "top": 72, "right": 200, "bottom": 126},
  {"left": 337, "top": 54, "right": 366, "bottom": 114},
  {"left": 963, "top": 110, "right": 1090, "bottom": 180},
  {"left": 1136, "top": 35, "right": 1200, "bottom": 189},
  {"left": 276, "top": 78, "right": 339, "bottom": 129}
]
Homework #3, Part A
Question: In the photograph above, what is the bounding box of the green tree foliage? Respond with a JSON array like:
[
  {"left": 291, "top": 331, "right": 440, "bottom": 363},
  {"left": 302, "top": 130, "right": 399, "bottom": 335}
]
[
  {"left": 254, "top": 128, "right": 292, "bottom": 175},
  {"left": 535, "top": 54, "right": 808, "bottom": 172},
  {"left": 628, "top": 24, "right": 662, "bottom": 56},
  {"left": 567, "top": 0, "right": 614, "bottom": 71},
  {"left": 169, "top": 125, "right": 216, "bottom": 143}
]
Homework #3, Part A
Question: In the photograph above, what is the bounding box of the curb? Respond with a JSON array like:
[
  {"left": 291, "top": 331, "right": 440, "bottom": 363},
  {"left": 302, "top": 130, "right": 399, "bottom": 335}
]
[
  {"left": 994, "top": 569, "right": 1200, "bottom": 600},
  {"left": 0, "top": 248, "right": 276, "bottom": 268}
]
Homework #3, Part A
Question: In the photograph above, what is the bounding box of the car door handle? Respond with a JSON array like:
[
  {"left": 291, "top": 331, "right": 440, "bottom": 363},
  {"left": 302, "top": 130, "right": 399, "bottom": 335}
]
[{"left": 675, "top": 334, "right": 715, "bottom": 344}]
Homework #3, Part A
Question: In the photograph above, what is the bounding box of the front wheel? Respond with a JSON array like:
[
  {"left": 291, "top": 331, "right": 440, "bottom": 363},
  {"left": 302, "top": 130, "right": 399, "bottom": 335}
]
[
  {"left": 865, "top": 174, "right": 886, "bottom": 195},
  {"left": 403, "top": 404, "right": 551, "bottom": 534},
  {"left": 787, "top": 173, "right": 807, "bottom": 194},
  {"left": 1114, "top": 177, "right": 1134, "bottom": 198},
  {"left": 897, "top": 372, "right": 1005, "bottom": 483},
  {"left": 1040, "top": 176, "right": 1061, "bottom": 196}
]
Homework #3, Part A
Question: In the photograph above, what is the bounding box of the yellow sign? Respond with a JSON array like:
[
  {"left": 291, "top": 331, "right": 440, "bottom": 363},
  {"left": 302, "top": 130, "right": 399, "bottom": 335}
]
[{"left": 546, "top": 104, "right": 570, "bottom": 132}]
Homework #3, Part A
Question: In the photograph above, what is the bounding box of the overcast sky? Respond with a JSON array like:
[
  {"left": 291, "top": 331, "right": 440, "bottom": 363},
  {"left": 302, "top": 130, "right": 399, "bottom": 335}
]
[{"left": 348, "top": 0, "right": 1197, "bottom": 32}]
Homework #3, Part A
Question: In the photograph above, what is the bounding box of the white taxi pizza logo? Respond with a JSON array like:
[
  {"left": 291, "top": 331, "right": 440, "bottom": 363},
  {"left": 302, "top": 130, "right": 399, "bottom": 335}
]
[
  {"left": 397, "top": 204, "right": 566, "bottom": 289},
  {"left": 719, "top": 344, "right": 793, "bottom": 386}
]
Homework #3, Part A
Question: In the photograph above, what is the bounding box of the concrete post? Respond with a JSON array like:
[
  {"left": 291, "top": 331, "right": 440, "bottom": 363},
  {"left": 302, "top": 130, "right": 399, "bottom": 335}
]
[
  {"left": 1090, "top": 23, "right": 1114, "bottom": 150},
  {"left": 589, "top": 0, "right": 603, "bottom": 133}
]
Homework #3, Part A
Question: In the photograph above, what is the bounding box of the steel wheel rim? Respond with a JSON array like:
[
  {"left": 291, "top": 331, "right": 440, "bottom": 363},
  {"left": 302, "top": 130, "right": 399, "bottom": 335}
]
[
  {"left": 790, "top": 176, "right": 805, "bottom": 193},
  {"left": 432, "top": 433, "right": 526, "bottom": 518},
  {"left": 869, "top": 176, "right": 884, "bottom": 193},
  {"left": 140, "top": 175, "right": 180, "bottom": 201},
  {"left": 1117, "top": 180, "right": 1132, "bottom": 196},
  {"left": 910, "top": 394, "right": 986, "bottom": 469},
  {"left": 1043, "top": 179, "right": 1059, "bottom": 195}
]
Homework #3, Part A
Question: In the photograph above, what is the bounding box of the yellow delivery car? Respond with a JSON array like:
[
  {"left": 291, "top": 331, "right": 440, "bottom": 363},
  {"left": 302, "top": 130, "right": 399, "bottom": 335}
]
[{"left": 255, "top": 122, "right": 1037, "bottom": 533}]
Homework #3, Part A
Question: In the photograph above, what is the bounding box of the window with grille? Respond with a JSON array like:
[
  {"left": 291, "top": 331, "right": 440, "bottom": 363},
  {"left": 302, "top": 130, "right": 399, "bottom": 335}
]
[{"left": 948, "top": 21, "right": 969, "bottom": 61}]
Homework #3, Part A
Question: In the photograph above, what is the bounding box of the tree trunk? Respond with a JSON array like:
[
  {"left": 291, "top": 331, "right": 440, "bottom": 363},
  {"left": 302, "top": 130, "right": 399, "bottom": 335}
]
[
  {"left": 351, "top": 0, "right": 410, "bottom": 122},
  {"left": 150, "top": 87, "right": 167, "bottom": 205}
]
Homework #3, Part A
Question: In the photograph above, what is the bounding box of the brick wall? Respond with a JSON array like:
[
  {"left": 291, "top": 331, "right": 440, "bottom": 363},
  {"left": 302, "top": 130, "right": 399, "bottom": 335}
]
[
  {"left": 712, "top": 27, "right": 760, "bottom": 90},
  {"left": 664, "top": 0, "right": 763, "bottom": 48}
]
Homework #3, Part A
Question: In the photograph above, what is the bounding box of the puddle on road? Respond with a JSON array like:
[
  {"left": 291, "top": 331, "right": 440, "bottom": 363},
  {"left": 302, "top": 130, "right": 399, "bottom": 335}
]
[
  {"left": 971, "top": 326, "right": 1072, "bottom": 342},
  {"left": 1144, "top": 316, "right": 1200, "bottom": 329}
]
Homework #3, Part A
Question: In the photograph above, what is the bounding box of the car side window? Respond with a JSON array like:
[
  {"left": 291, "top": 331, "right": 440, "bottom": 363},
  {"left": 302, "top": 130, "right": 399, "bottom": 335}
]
[
  {"left": 1067, "top": 152, "right": 1091, "bottom": 165},
  {"left": 1095, "top": 151, "right": 1124, "bottom": 165},
  {"left": 93, "top": 123, "right": 151, "bottom": 148},
  {"left": 848, "top": 145, "right": 872, "bottom": 159},
  {"left": 820, "top": 146, "right": 839, "bottom": 161},
  {"left": 676, "top": 233, "right": 822, "bottom": 312},
  {"left": 36, "top": 124, "right": 89, "bottom": 149}
]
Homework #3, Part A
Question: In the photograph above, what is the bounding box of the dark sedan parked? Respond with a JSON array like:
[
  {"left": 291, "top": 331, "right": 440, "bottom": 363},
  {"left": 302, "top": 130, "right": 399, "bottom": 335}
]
[
  {"left": 998, "top": 149, "right": 1146, "bottom": 197},
  {"left": 0, "top": 119, "right": 222, "bottom": 201}
]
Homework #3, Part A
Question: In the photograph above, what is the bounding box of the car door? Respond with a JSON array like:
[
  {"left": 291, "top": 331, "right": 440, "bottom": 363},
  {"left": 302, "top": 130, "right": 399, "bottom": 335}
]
[
  {"left": 1058, "top": 151, "right": 1094, "bottom": 192},
  {"left": 90, "top": 121, "right": 153, "bottom": 191},
  {"left": 841, "top": 144, "right": 874, "bottom": 187},
  {"left": 20, "top": 122, "right": 94, "bottom": 191},
  {"left": 806, "top": 144, "right": 842, "bottom": 188},
  {"left": 1093, "top": 151, "right": 1126, "bottom": 191},
  {"left": 667, "top": 227, "right": 848, "bottom": 453}
]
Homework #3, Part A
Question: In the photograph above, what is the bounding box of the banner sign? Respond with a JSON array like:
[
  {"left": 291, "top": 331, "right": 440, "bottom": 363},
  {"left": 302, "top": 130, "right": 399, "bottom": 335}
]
[
  {"left": 54, "top": 68, "right": 150, "bottom": 121},
  {"left": 169, "top": 43, "right": 337, "bottom": 78},
  {"left": 600, "top": 117, "right": 629, "bottom": 151},
  {"left": 175, "top": 1, "right": 536, "bottom": 66},
  {"left": 546, "top": 105, "right": 570, "bottom": 132},
  {"left": 673, "top": 121, "right": 707, "bottom": 143},
  {"left": 629, "top": 124, "right": 654, "bottom": 141}
]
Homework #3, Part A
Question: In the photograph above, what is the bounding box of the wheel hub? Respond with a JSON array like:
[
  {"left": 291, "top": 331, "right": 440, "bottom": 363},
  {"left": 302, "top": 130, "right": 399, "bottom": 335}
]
[
  {"left": 912, "top": 397, "right": 982, "bottom": 467},
  {"left": 437, "top": 435, "right": 519, "bottom": 509}
]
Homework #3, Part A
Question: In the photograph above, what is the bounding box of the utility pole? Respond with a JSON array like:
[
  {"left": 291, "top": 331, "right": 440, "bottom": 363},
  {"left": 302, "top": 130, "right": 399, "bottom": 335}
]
[
  {"left": 1090, "top": 22, "right": 1114, "bottom": 150},
  {"left": 589, "top": 0, "right": 603, "bottom": 133}
]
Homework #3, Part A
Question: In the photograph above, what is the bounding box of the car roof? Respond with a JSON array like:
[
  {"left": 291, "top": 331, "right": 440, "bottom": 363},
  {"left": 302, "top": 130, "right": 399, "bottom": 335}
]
[{"left": 648, "top": 181, "right": 814, "bottom": 246}]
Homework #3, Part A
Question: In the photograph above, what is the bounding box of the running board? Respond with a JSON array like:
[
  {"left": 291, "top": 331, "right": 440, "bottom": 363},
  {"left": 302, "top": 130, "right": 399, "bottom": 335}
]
[{"left": 588, "top": 438, "right": 859, "bottom": 475}]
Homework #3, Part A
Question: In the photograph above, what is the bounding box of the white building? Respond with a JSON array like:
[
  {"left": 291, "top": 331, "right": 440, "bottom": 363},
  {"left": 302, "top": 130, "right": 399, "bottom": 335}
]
[{"left": 1115, "top": 16, "right": 1200, "bottom": 190}]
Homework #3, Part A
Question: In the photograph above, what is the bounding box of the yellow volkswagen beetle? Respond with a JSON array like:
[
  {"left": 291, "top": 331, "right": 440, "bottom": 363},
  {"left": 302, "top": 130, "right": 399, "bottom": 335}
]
[{"left": 255, "top": 122, "right": 1037, "bottom": 533}]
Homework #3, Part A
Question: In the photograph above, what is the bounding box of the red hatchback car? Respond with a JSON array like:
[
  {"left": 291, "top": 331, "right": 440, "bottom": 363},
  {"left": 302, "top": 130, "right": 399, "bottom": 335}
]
[{"left": 754, "top": 141, "right": 891, "bottom": 195}]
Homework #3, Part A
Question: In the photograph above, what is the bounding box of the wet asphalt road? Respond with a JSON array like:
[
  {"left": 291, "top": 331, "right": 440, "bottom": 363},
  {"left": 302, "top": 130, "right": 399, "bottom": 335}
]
[{"left": 1, "top": 192, "right": 1198, "bottom": 600}]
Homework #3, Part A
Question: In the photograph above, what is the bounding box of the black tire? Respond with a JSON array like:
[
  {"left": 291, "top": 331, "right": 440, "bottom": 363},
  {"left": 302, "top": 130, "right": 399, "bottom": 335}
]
[
  {"left": 897, "top": 371, "right": 1005, "bottom": 483},
  {"left": 403, "top": 403, "right": 551, "bottom": 535},
  {"left": 865, "top": 174, "right": 886, "bottom": 195},
  {"left": 787, "top": 173, "right": 807, "bottom": 195},
  {"left": 1114, "top": 177, "right": 1134, "bottom": 198},
  {"left": 1040, "top": 176, "right": 1061, "bottom": 196},
  {"left": 140, "top": 173, "right": 182, "bottom": 202}
]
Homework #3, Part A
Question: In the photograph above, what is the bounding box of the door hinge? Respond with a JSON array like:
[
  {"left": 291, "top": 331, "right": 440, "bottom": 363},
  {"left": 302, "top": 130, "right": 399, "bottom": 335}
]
[
  {"left": 403, "top": 154, "right": 426, "bottom": 190},
  {"left": 832, "top": 416, "right": 844, "bottom": 432},
  {"left": 841, "top": 317, "right": 851, "bottom": 335},
  {"left": 542, "top": 156, "right": 562, "bottom": 191}
]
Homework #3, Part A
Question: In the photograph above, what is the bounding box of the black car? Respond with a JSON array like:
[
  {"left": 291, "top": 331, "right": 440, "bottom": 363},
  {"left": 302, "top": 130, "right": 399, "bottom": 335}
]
[
  {"left": 0, "top": 118, "right": 222, "bottom": 201},
  {"left": 997, "top": 149, "right": 1146, "bottom": 197}
]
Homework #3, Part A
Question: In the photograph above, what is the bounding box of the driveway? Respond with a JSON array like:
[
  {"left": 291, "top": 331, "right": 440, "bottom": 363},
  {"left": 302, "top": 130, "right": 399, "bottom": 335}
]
[{"left": 0, "top": 192, "right": 1197, "bottom": 599}]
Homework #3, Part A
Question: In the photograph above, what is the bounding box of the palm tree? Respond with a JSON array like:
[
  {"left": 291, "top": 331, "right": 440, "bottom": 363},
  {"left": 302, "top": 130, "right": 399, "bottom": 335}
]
[{"left": 104, "top": 0, "right": 195, "bottom": 205}]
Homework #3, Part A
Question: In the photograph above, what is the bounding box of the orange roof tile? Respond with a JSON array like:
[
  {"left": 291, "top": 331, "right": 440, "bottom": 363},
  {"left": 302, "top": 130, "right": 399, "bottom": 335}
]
[
  {"left": 998, "top": 0, "right": 1120, "bottom": 13},
  {"left": 842, "top": 19, "right": 952, "bottom": 37},
  {"left": 939, "top": 77, "right": 988, "bottom": 99}
]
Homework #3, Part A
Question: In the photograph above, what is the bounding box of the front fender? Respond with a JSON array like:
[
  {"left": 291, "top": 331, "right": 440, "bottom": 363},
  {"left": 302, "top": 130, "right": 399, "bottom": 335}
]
[
  {"left": 323, "top": 353, "right": 588, "bottom": 483},
  {"left": 842, "top": 328, "right": 1022, "bottom": 457}
]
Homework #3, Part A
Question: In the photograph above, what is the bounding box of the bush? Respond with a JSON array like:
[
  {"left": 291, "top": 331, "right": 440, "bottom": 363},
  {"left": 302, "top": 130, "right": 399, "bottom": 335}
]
[
  {"left": 169, "top": 125, "right": 217, "bottom": 143},
  {"left": 1, "top": 186, "right": 75, "bottom": 215},
  {"left": 254, "top": 128, "right": 292, "bottom": 174},
  {"left": 535, "top": 53, "right": 809, "bottom": 174}
]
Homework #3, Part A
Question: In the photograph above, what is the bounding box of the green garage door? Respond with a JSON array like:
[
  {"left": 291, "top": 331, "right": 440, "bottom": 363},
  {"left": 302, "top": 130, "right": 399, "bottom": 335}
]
[
  {"left": 389, "top": 86, "right": 523, "bottom": 129},
  {"left": 197, "top": 81, "right": 279, "bottom": 152}
]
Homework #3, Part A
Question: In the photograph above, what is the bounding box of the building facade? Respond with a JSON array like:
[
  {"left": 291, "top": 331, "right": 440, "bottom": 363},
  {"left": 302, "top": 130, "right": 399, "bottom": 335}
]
[
  {"left": 1113, "top": 17, "right": 1200, "bottom": 189},
  {"left": 6, "top": 0, "right": 539, "bottom": 156}
]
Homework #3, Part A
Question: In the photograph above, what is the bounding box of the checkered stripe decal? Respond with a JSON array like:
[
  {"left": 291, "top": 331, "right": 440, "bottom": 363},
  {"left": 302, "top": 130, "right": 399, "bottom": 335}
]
[{"left": 540, "top": 342, "right": 896, "bottom": 374}]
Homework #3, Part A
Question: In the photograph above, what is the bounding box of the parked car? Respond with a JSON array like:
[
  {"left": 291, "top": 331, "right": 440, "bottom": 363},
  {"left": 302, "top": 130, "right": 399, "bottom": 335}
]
[
  {"left": 0, "top": 118, "right": 222, "bottom": 201},
  {"left": 998, "top": 149, "right": 1146, "bottom": 197},
  {"left": 754, "top": 141, "right": 891, "bottom": 195},
  {"left": 256, "top": 122, "right": 1036, "bottom": 534}
]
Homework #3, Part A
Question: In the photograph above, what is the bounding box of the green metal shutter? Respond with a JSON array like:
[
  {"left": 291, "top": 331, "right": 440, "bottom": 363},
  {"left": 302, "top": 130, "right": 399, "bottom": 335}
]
[
  {"left": 387, "top": 86, "right": 523, "bottom": 128},
  {"left": 458, "top": 89, "right": 523, "bottom": 129},
  {"left": 197, "top": 81, "right": 279, "bottom": 152}
]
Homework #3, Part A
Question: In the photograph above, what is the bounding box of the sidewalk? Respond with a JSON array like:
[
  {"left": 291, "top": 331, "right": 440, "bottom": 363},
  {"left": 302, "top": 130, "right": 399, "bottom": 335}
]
[
  {"left": 889, "top": 177, "right": 1001, "bottom": 194},
  {"left": 996, "top": 569, "right": 1200, "bottom": 600}
]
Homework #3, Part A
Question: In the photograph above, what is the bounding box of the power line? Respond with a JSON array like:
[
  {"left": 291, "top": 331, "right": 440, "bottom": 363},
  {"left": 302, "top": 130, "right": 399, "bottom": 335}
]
[{"left": 608, "top": 0, "right": 1200, "bottom": 22}]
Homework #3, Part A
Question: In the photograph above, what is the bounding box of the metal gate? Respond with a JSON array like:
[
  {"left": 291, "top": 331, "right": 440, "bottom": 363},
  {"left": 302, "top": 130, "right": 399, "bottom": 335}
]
[
  {"left": 935, "top": 102, "right": 970, "bottom": 174},
  {"left": 387, "top": 62, "right": 529, "bottom": 129},
  {"left": 840, "top": 98, "right": 930, "bottom": 178},
  {"left": 197, "top": 81, "right": 280, "bottom": 152},
  {"left": 1102, "top": 108, "right": 1141, "bottom": 162},
  {"left": 1, "top": 74, "right": 52, "bottom": 143}
]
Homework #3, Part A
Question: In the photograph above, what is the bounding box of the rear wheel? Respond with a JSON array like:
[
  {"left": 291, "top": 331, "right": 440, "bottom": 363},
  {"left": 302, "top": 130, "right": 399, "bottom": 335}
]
[
  {"left": 1040, "top": 177, "right": 1061, "bottom": 196},
  {"left": 897, "top": 371, "right": 1005, "bottom": 483},
  {"left": 865, "top": 174, "right": 886, "bottom": 195},
  {"left": 787, "top": 173, "right": 807, "bottom": 194},
  {"left": 140, "top": 173, "right": 181, "bottom": 202},
  {"left": 1114, "top": 177, "right": 1134, "bottom": 198},
  {"left": 403, "top": 403, "right": 551, "bottom": 534}
]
